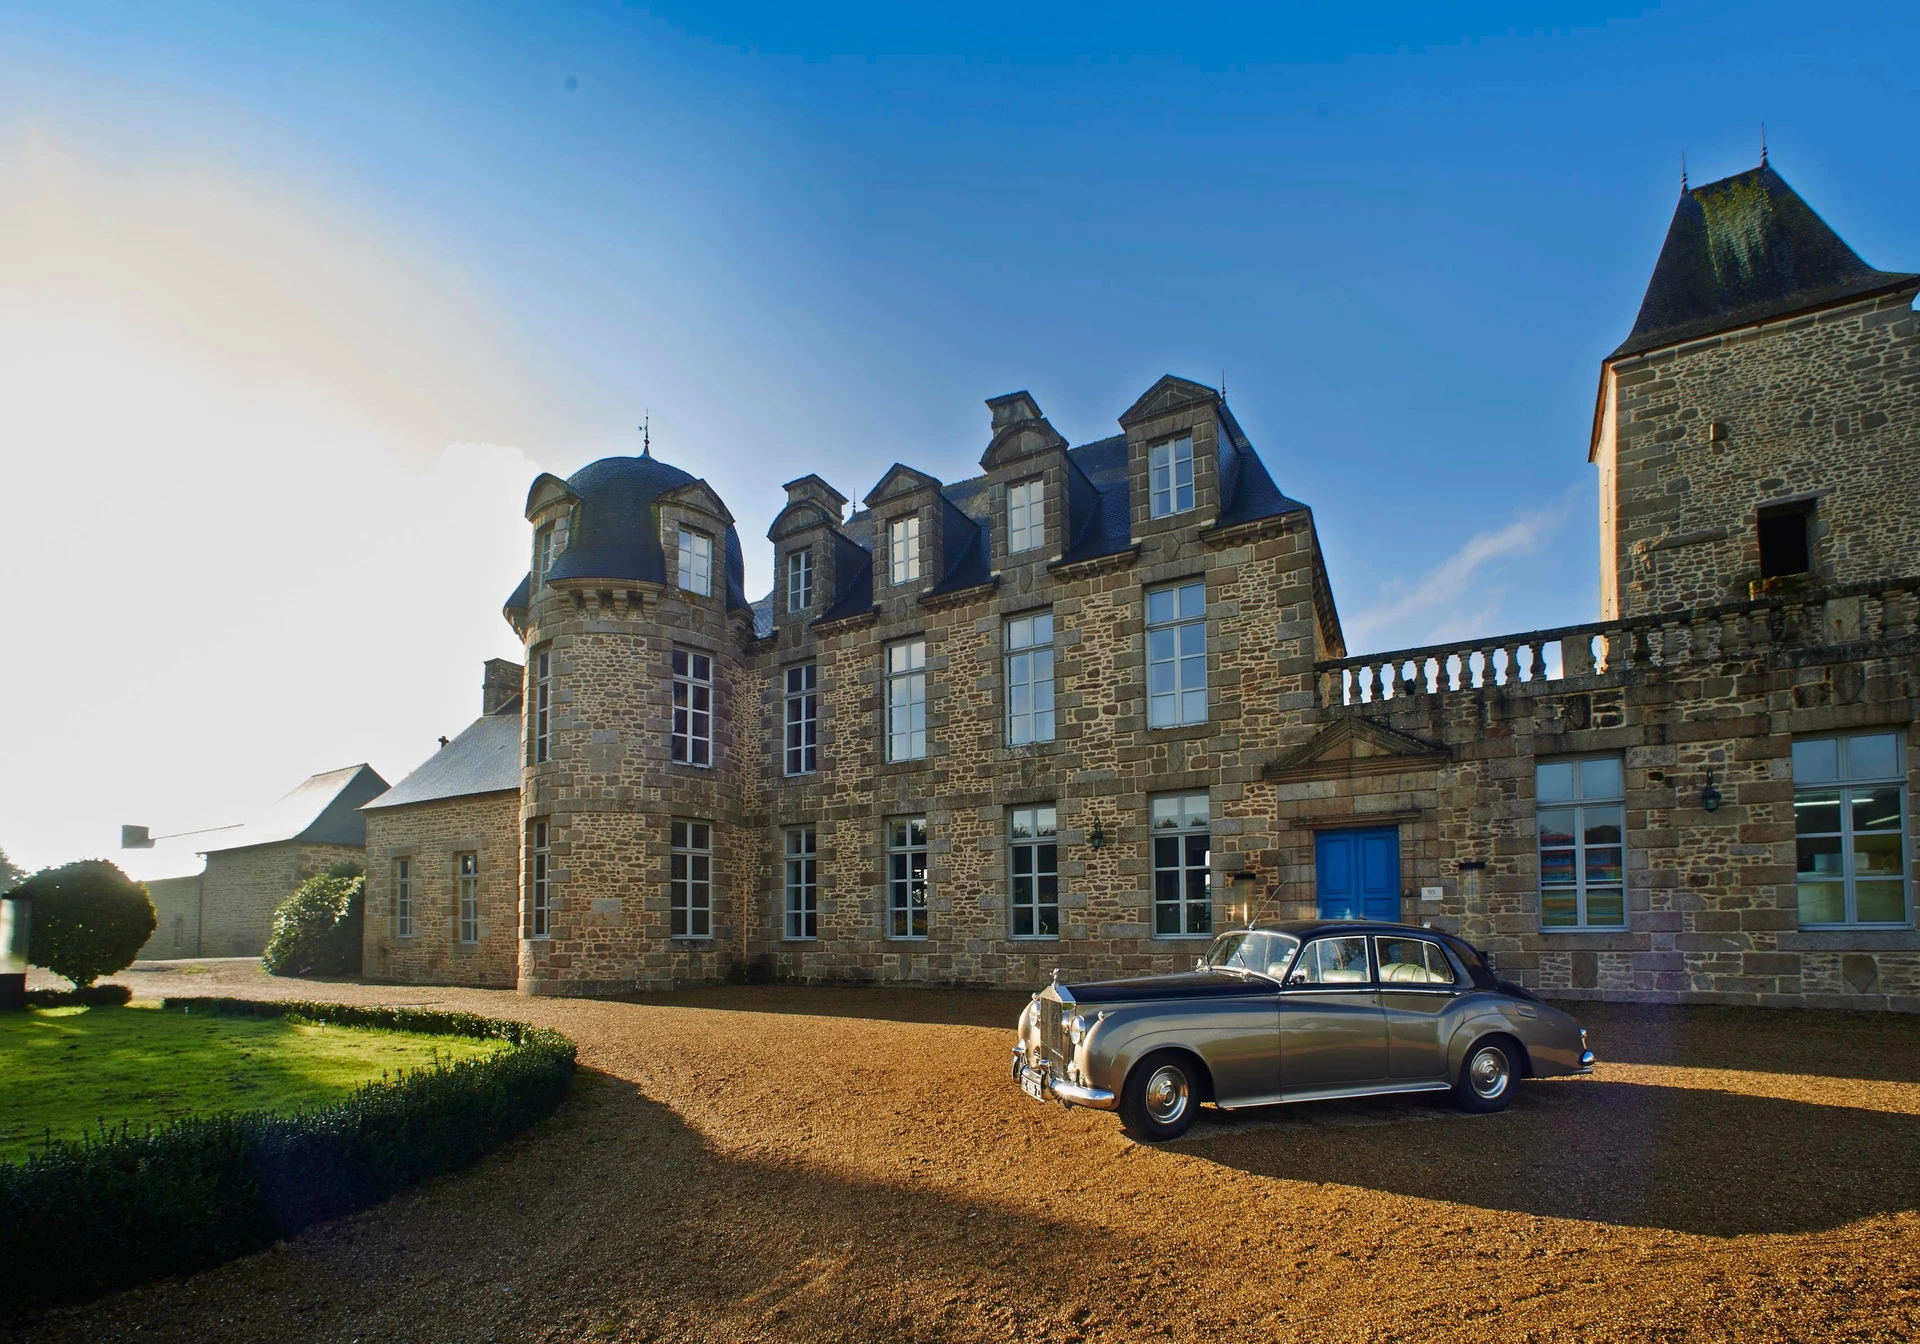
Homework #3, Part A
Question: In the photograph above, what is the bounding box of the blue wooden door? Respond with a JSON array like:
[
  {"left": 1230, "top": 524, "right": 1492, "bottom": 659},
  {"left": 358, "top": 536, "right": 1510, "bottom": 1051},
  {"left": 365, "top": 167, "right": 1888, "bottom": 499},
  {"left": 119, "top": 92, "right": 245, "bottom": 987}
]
[{"left": 1315, "top": 828, "right": 1401, "bottom": 921}]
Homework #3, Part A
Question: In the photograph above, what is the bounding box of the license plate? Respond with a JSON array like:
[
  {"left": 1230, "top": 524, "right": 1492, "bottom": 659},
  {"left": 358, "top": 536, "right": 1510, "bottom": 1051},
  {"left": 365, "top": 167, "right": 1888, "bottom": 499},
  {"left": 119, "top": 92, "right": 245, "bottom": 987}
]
[{"left": 1020, "top": 1068, "right": 1047, "bottom": 1103}]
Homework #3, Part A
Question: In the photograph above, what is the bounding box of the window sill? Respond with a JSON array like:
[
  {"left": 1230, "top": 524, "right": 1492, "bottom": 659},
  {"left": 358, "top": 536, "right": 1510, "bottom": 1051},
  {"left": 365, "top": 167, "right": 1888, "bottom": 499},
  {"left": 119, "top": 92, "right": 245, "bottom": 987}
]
[
  {"left": 885, "top": 936, "right": 930, "bottom": 943},
  {"left": 670, "top": 936, "right": 716, "bottom": 944},
  {"left": 1537, "top": 926, "right": 1631, "bottom": 935},
  {"left": 668, "top": 760, "right": 715, "bottom": 770},
  {"left": 783, "top": 936, "right": 818, "bottom": 943},
  {"left": 1011, "top": 935, "right": 1061, "bottom": 942},
  {"left": 1146, "top": 721, "right": 1213, "bottom": 740},
  {"left": 1151, "top": 933, "right": 1214, "bottom": 941}
]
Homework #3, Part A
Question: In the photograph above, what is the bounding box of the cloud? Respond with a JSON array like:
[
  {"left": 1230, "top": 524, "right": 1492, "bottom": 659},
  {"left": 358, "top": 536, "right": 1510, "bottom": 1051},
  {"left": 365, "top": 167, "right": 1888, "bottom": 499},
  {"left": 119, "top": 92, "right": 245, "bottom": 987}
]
[
  {"left": 0, "top": 132, "right": 558, "bottom": 871},
  {"left": 1347, "top": 493, "right": 1576, "bottom": 654}
]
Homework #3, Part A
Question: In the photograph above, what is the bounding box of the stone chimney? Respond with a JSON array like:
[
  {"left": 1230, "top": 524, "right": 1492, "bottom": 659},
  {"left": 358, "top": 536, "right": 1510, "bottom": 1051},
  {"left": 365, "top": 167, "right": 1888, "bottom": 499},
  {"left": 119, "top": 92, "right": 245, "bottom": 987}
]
[
  {"left": 121, "top": 825, "right": 153, "bottom": 849},
  {"left": 483, "top": 658, "right": 524, "bottom": 716}
]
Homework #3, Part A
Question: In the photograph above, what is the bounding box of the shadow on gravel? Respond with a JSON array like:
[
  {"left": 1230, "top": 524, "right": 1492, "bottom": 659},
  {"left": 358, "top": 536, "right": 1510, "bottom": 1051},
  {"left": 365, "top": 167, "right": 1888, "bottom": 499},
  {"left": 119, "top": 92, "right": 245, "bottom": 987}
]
[
  {"left": 611, "top": 983, "right": 1036, "bottom": 1029},
  {"left": 1569, "top": 1001, "right": 1920, "bottom": 1084},
  {"left": 1179, "top": 1075, "right": 1920, "bottom": 1237},
  {"left": 3, "top": 1069, "right": 1089, "bottom": 1344}
]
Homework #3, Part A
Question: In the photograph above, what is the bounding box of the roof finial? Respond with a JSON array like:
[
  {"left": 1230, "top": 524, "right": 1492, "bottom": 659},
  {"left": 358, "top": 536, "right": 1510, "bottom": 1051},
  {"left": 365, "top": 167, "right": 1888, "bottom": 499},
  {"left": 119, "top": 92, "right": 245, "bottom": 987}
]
[
  {"left": 1220, "top": 368, "right": 1226, "bottom": 400},
  {"left": 1760, "top": 123, "right": 1768, "bottom": 167},
  {"left": 1681, "top": 151, "right": 1688, "bottom": 193},
  {"left": 640, "top": 412, "right": 651, "bottom": 457}
]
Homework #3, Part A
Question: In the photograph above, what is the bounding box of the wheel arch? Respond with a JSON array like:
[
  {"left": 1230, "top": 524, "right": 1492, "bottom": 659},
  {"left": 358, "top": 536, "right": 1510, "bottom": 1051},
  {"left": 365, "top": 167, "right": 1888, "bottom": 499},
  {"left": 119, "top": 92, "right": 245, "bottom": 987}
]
[
  {"left": 1122, "top": 1043, "right": 1216, "bottom": 1105},
  {"left": 1450, "top": 1021, "right": 1534, "bottom": 1080}
]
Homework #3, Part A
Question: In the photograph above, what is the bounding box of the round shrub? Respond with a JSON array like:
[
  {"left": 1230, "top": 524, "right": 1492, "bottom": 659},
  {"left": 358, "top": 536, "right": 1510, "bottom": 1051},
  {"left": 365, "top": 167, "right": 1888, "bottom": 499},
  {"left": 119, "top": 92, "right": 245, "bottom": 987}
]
[
  {"left": 261, "top": 868, "right": 364, "bottom": 977},
  {"left": 20, "top": 861, "right": 156, "bottom": 989}
]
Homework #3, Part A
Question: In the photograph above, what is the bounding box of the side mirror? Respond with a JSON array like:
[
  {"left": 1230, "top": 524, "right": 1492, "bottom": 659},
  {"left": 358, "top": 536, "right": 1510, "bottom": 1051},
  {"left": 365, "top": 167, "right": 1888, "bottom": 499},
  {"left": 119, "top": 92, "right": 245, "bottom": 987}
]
[{"left": 1288, "top": 972, "right": 1309, "bottom": 986}]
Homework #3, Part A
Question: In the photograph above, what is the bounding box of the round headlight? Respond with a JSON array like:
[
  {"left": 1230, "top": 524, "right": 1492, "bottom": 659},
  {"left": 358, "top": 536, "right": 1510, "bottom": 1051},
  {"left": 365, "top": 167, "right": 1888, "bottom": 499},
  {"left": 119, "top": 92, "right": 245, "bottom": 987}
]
[{"left": 1067, "top": 1014, "right": 1089, "bottom": 1044}]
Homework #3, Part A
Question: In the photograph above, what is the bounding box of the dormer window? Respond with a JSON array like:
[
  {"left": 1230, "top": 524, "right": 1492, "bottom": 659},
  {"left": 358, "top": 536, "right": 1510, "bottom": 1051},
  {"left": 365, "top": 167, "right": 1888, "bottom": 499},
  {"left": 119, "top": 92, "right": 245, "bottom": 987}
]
[
  {"left": 1007, "top": 479, "right": 1044, "bottom": 554},
  {"left": 534, "top": 524, "right": 555, "bottom": 588},
  {"left": 787, "top": 548, "right": 814, "bottom": 613},
  {"left": 889, "top": 516, "right": 921, "bottom": 585},
  {"left": 678, "top": 528, "right": 713, "bottom": 596},
  {"left": 1149, "top": 436, "right": 1196, "bottom": 518}
]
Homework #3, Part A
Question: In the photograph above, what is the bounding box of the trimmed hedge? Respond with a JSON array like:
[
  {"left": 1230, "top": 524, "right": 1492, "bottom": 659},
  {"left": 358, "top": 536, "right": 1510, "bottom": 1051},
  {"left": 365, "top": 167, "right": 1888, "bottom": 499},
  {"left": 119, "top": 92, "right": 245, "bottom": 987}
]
[
  {"left": 23, "top": 983, "right": 133, "bottom": 1008},
  {"left": 0, "top": 998, "right": 575, "bottom": 1314},
  {"left": 261, "top": 868, "right": 365, "bottom": 977}
]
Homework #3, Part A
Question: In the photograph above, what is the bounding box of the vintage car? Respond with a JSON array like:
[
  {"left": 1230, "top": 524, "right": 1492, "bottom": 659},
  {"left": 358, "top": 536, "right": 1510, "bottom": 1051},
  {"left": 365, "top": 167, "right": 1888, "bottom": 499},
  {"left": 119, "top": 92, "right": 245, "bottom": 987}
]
[{"left": 1012, "top": 919, "right": 1594, "bottom": 1140}]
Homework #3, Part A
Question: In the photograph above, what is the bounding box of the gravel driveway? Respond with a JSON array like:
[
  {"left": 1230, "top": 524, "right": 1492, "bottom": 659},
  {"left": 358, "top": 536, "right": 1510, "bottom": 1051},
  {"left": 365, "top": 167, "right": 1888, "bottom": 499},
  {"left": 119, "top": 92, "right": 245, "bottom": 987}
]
[{"left": 8, "top": 960, "right": 1919, "bottom": 1343}]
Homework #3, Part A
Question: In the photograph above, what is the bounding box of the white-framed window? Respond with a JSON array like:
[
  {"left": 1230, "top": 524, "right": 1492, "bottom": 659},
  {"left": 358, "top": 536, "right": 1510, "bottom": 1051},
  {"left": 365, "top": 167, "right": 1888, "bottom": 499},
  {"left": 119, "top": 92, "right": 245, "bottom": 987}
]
[
  {"left": 889, "top": 515, "right": 921, "bottom": 585},
  {"left": 525, "top": 820, "right": 550, "bottom": 939},
  {"left": 787, "top": 548, "right": 813, "bottom": 613},
  {"left": 534, "top": 524, "right": 554, "bottom": 589},
  {"left": 677, "top": 527, "right": 713, "bottom": 596},
  {"left": 531, "top": 646, "right": 552, "bottom": 765},
  {"left": 887, "top": 816, "right": 929, "bottom": 939},
  {"left": 1146, "top": 581, "right": 1207, "bottom": 728},
  {"left": 1794, "top": 732, "right": 1910, "bottom": 928},
  {"left": 671, "top": 647, "right": 713, "bottom": 766},
  {"left": 784, "top": 663, "right": 818, "bottom": 775},
  {"left": 1007, "top": 478, "right": 1045, "bottom": 554},
  {"left": 784, "top": 827, "right": 818, "bottom": 940},
  {"left": 670, "top": 819, "right": 712, "bottom": 939},
  {"left": 1005, "top": 612, "right": 1055, "bottom": 745},
  {"left": 456, "top": 852, "right": 479, "bottom": 944},
  {"left": 1152, "top": 793, "right": 1211, "bottom": 937},
  {"left": 393, "top": 858, "right": 413, "bottom": 939},
  {"left": 1149, "top": 436, "right": 1195, "bottom": 518},
  {"left": 1010, "top": 805, "right": 1058, "bottom": 938},
  {"left": 886, "top": 639, "right": 928, "bottom": 762},
  {"left": 1537, "top": 756, "right": 1626, "bottom": 930}
]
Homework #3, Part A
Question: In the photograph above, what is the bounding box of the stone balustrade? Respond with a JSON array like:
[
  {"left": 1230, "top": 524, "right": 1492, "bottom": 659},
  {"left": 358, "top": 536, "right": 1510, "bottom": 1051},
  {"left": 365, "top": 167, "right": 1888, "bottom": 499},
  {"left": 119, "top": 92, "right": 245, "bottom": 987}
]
[{"left": 1316, "top": 575, "right": 1920, "bottom": 707}]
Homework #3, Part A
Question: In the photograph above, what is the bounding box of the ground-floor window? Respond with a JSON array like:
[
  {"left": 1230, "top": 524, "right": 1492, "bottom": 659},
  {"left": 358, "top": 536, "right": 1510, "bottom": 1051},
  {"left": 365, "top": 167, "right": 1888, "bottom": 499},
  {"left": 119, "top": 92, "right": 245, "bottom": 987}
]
[
  {"left": 671, "top": 820, "right": 713, "bottom": 938},
  {"left": 888, "top": 817, "right": 928, "bottom": 939},
  {"left": 394, "top": 858, "right": 413, "bottom": 939},
  {"left": 456, "top": 852, "right": 479, "bottom": 944},
  {"left": 1537, "top": 756, "right": 1626, "bottom": 930},
  {"left": 525, "top": 821, "right": 550, "bottom": 939},
  {"left": 785, "top": 826, "right": 817, "bottom": 940},
  {"left": 1151, "top": 793, "right": 1211, "bottom": 936},
  {"left": 1010, "top": 805, "right": 1058, "bottom": 938},
  {"left": 1794, "top": 732, "right": 1910, "bottom": 927}
]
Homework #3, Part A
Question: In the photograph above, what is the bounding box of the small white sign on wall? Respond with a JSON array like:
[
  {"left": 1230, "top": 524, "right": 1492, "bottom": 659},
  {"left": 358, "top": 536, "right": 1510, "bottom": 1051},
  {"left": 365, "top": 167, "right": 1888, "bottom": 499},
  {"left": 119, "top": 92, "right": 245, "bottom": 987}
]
[{"left": 1419, "top": 886, "right": 1444, "bottom": 903}]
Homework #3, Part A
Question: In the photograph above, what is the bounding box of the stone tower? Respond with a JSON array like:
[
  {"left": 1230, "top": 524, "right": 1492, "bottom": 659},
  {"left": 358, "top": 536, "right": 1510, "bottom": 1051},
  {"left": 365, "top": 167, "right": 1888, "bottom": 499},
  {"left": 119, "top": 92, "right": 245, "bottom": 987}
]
[
  {"left": 505, "top": 451, "right": 758, "bottom": 994},
  {"left": 1591, "top": 162, "right": 1920, "bottom": 619}
]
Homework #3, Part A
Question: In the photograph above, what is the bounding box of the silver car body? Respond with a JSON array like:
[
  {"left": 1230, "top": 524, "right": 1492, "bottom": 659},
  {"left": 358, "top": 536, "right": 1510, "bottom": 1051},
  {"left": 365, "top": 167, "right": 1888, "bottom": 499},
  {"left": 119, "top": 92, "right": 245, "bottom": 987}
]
[{"left": 1013, "top": 920, "right": 1593, "bottom": 1113}]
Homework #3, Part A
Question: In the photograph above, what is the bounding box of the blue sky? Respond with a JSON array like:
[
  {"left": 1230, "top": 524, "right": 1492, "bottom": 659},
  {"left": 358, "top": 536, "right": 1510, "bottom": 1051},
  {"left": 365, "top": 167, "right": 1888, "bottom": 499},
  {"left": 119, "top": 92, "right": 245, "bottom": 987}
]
[{"left": 2, "top": 2, "right": 1916, "bottom": 868}]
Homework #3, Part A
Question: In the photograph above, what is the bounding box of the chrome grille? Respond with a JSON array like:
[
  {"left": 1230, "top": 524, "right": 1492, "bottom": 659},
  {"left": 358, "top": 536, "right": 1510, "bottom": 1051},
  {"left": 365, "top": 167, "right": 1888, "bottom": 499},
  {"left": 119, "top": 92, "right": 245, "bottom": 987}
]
[{"left": 1039, "top": 998, "right": 1066, "bottom": 1069}]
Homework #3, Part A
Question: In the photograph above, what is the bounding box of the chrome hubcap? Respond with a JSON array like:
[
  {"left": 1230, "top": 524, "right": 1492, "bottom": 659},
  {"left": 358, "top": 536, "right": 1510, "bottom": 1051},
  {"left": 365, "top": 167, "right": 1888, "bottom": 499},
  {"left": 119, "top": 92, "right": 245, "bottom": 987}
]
[
  {"left": 1470, "top": 1045, "right": 1511, "bottom": 1100},
  {"left": 1144, "top": 1065, "right": 1190, "bottom": 1124}
]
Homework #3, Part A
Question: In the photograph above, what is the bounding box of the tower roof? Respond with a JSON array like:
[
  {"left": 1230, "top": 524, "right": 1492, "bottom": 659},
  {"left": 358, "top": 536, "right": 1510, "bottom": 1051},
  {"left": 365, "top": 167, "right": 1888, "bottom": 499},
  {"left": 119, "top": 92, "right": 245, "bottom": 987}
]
[
  {"left": 539, "top": 453, "right": 751, "bottom": 612},
  {"left": 1611, "top": 163, "right": 1919, "bottom": 360}
]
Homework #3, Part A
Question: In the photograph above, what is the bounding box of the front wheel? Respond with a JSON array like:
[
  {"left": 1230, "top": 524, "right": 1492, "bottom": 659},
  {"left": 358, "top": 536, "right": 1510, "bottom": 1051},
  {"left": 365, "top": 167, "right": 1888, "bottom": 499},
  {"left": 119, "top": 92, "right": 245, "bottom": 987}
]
[
  {"left": 1453, "top": 1037, "right": 1518, "bottom": 1113},
  {"left": 1119, "top": 1051, "right": 1199, "bottom": 1141}
]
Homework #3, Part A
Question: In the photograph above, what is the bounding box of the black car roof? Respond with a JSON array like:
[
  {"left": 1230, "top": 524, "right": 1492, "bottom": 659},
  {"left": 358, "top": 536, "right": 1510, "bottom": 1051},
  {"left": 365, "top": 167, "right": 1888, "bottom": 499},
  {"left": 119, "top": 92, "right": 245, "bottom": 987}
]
[{"left": 1242, "top": 919, "right": 1459, "bottom": 942}]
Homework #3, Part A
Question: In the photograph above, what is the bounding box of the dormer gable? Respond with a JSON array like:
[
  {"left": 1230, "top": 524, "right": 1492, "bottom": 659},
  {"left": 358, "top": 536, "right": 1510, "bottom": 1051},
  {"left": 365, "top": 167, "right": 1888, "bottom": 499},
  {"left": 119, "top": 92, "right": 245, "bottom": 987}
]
[
  {"left": 524, "top": 472, "right": 578, "bottom": 521},
  {"left": 782, "top": 473, "right": 849, "bottom": 515},
  {"left": 980, "top": 390, "right": 1070, "bottom": 471},
  {"left": 657, "top": 479, "right": 735, "bottom": 527},
  {"left": 864, "top": 463, "right": 943, "bottom": 507},
  {"left": 1118, "top": 375, "right": 1221, "bottom": 429}
]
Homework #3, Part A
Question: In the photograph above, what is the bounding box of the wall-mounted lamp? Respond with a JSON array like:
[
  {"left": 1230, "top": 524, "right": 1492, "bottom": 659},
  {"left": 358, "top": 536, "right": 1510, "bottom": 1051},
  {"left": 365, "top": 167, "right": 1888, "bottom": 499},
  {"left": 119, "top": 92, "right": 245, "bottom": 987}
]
[
  {"left": 1701, "top": 770, "right": 1723, "bottom": 813},
  {"left": 1087, "top": 820, "right": 1107, "bottom": 850}
]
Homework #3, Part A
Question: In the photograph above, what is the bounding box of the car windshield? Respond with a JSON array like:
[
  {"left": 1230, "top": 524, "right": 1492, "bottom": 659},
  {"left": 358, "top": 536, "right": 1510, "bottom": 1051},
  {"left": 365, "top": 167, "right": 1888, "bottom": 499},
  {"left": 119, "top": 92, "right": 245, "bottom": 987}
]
[{"left": 1202, "top": 931, "right": 1301, "bottom": 980}]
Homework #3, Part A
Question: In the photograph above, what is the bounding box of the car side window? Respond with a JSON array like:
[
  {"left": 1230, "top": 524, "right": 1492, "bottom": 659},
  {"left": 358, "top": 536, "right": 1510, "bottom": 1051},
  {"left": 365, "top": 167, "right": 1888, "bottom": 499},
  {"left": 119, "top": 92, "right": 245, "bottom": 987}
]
[
  {"left": 1289, "top": 936, "right": 1371, "bottom": 985},
  {"left": 1376, "top": 937, "right": 1457, "bottom": 986}
]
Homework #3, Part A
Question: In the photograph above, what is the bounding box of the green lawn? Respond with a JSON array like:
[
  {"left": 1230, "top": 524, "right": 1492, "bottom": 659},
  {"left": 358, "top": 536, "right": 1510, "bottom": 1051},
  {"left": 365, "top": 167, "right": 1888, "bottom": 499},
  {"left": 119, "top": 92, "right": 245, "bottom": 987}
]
[{"left": 0, "top": 1002, "right": 509, "bottom": 1162}]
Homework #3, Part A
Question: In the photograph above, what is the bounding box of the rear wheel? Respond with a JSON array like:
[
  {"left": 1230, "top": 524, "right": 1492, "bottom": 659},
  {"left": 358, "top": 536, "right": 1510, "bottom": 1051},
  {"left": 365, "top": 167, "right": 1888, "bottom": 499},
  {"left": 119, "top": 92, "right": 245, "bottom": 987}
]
[
  {"left": 1453, "top": 1037, "right": 1517, "bottom": 1114},
  {"left": 1119, "top": 1051, "right": 1199, "bottom": 1141}
]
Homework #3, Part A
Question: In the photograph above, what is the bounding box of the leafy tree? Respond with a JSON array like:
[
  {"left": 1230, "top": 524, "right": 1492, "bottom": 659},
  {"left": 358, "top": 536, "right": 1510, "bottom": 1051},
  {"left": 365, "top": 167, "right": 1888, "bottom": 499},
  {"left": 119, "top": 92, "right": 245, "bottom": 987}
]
[
  {"left": 261, "top": 869, "right": 365, "bottom": 977},
  {"left": 19, "top": 860, "right": 156, "bottom": 988},
  {"left": 0, "top": 846, "right": 23, "bottom": 894}
]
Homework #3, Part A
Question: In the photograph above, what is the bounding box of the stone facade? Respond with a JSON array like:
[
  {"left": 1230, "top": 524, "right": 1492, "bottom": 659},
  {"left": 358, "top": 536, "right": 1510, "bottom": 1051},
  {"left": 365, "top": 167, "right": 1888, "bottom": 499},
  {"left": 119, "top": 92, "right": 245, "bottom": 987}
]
[
  {"left": 363, "top": 791, "right": 521, "bottom": 987},
  {"left": 362, "top": 160, "right": 1920, "bottom": 1011},
  {"left": 1597, "top": 288, "right": 1920, "bottom": 619},
  {"left": 135, "top": 874, "right": 202, "bottom": 960},
  {"left": 199, "top": 841, "right": 364, "bottom": 957}
]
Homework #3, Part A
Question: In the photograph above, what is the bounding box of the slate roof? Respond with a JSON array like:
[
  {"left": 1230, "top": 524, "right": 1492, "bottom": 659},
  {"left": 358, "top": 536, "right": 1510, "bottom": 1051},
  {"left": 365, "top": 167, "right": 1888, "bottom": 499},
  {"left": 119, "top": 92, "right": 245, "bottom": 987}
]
[
  {"left": 363, "top": 700, "right": 523, "bottom": 811},
  {"left": 779, "top": 393, "right": 1307, "bottom": 624},
  {"left": 506, "top": 453, "right": 753, "bottom": 619},
  {"left": 1612, "top": 163, "right": 1920, "bottom": 360},
  {"left": 200, "top": 764, "right": 390, "bottom": 853}
]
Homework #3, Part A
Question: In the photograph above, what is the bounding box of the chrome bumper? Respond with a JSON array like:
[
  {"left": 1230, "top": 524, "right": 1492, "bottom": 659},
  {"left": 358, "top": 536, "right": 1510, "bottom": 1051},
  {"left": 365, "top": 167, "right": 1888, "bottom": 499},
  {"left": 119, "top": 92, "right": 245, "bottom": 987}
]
[{"left": 1011, "top": 1044, "right": 1118, "bottom": 1111}]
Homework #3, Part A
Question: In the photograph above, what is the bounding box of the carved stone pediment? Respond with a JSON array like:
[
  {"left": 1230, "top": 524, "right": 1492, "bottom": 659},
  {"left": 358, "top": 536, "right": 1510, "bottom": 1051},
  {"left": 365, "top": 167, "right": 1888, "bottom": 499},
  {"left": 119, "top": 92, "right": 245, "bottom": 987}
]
[
  {"left": 1118, "top": 374, "right": 1220, "bottom": 429},
  {"left": 863, "top": 463, "right": 942, "bottom": 507},
  {"left": 1263, "top": 717, "right": 1450, "bottom": 783},
  {"left": 523, "top": 472, "right": 578, "bottom": 520},
  {"left": 658, "top": 480, "right": 735, "bottom": 526},
  {"left": 768, "top": 498, "right": 840, "bottom": 542}
]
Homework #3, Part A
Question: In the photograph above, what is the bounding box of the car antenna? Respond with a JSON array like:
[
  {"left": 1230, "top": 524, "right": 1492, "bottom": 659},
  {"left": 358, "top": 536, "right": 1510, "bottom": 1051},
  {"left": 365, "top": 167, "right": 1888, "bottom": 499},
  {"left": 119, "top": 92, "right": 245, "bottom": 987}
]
[{"left": 1241, "top": 882, "right": 1283, "bottom": 929}]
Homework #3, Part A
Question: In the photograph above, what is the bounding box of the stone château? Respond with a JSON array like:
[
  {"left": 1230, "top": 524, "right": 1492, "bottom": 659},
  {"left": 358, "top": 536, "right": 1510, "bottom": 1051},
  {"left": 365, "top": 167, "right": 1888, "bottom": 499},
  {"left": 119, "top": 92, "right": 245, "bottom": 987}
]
[{"left": 364, "top": 160, "right": 1920, "bottom": 1011}]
